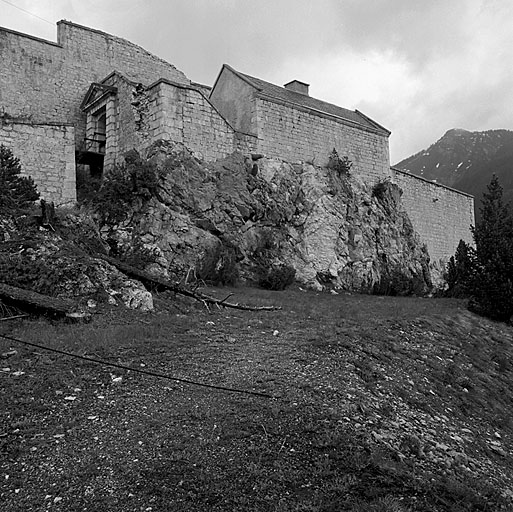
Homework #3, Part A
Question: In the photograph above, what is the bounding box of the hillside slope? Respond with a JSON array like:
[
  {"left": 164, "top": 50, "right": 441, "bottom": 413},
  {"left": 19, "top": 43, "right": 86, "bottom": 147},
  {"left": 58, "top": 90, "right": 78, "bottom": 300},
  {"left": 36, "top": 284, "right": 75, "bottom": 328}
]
[
  {"left": 1, "top": 290, "right": 513, "bottom": 510},
  {"left": 395, "top": 129, "right": 513, "bottom": 221}
]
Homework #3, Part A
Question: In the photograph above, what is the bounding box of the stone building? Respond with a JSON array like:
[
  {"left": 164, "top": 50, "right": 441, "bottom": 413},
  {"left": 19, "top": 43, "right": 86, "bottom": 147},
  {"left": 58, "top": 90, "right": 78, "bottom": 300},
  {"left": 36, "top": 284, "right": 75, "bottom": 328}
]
[
  {"left": 0, "top": 20, "right": 474, "bottom": 263},
  {"left": 209, "top": 65, "right": 391, "bottom": 183}
]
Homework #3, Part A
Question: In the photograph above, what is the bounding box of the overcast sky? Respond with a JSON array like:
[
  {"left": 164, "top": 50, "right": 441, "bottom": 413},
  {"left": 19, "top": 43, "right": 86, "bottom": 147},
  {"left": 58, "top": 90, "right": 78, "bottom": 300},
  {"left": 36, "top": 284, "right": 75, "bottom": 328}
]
[{"left": 2, "top": 0, "right": 512, "bottom": 162}]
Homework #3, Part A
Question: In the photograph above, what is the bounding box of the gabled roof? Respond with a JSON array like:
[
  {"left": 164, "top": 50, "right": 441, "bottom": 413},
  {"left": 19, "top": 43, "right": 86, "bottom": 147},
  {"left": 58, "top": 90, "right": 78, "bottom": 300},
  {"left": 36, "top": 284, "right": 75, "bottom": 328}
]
[
  {"left": 218, "top": 64, "right": 390, "bottom": 135},
  {"left": 80, "top": 82, "right": 117, "bottom": 111}
]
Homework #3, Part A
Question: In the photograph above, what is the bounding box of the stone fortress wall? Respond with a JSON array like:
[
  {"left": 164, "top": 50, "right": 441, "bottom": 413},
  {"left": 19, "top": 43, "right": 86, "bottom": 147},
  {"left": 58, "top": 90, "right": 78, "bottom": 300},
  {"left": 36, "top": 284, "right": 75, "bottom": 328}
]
[
  {"left": 0, "top": 21, "right": 474, "bottom": 263},
  {"left": 255, "top": 97, "right": 391, "bottom": 183},
  {"left": 0, "top": 21, "right": 188, "bottom": 136},
  {"left": 143, "top": 79, "right": 239, "bottom": 162},
  {"left": 0, "top": 21, "right": 189, "bottom": 203},
  {"left": 392, "top": 168, "right": 475, "bottom": 262},
  {"left": 0, "top": 120, "right": 76, "bottom": 203}
]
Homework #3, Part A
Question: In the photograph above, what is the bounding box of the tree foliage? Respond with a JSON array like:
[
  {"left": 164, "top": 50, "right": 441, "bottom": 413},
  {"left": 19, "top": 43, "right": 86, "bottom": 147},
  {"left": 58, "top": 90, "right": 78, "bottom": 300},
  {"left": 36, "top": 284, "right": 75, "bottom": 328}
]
[
  {"left": 444, "top": 240, "right": 476, "bottom": 297},
  {"left": 462, "top": 175, "right": 513, "bottom": 321},
  {"left": 0, "top": 145, "right": 39, "bottom": 211}
]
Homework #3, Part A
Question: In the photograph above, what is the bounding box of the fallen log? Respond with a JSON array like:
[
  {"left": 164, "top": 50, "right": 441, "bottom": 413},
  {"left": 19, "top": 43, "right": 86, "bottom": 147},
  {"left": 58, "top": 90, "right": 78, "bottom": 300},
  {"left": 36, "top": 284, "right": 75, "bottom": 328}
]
[
  {"left": 0, "top": 282, "right": 87, "bottom": 320},
  {"left": 97, "top": 254, "right": 281, "bottom": 312}
]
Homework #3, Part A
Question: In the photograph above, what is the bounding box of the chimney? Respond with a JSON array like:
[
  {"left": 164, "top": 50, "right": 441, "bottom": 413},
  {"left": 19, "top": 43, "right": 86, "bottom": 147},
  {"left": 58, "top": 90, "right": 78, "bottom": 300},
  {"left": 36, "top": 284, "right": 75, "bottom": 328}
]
[{"left": 284, "top": 80, "right": 309, "bottom": 96}]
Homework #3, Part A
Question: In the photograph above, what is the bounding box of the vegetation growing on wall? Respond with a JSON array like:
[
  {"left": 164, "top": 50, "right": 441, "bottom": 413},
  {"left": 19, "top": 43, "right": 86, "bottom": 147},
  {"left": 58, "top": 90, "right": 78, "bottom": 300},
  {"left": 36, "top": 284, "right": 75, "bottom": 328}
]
[{"left": 327, "top": 148, "right": 352, "bottom": 176}]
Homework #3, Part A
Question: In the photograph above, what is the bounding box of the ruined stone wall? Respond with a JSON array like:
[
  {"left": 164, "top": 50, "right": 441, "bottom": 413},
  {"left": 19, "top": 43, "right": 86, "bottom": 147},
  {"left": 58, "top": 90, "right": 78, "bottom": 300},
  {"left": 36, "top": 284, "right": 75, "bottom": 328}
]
[
  {"left": 255, "top": 97, "right": 391, "bottom": 183},
  {"left": 0, "top": 22, "right": 189, "bottom": 147},
  {"left": 392, "top": 168, "right": 474, "bottom": 262},
  {"left": 144, "top": 80, "right": 236, "bottom": 161},
  {"left": 0, "top": 121, "right": 76, "bottom": 204},
  {"left": 181, "top": 87, "right": 236, "bottom": 161}
]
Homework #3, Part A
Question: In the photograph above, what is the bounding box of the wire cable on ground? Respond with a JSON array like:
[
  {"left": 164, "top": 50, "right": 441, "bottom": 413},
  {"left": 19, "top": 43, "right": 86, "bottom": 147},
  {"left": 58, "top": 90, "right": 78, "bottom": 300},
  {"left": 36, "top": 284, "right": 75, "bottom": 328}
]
[{"left": 0, "top": 332, "right": 277, "bottom": 400}]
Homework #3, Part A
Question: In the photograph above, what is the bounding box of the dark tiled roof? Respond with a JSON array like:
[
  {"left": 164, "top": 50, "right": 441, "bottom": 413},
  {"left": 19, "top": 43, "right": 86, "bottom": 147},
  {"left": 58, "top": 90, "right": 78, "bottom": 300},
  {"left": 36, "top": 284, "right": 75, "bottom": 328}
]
[{"left": 235, "top": 68, "right": 388, "bottom": 133}]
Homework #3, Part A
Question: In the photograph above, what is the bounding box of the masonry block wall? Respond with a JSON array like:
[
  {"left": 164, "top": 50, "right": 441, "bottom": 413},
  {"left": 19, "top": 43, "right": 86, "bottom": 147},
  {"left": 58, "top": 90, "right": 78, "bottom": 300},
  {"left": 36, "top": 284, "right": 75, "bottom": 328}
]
[
  {"left": 392, "top": 168, "right": 474, "bottom": 262},
  {"left": 134, "top": 80, "right": 236, "bottom": 162},
  {"left": 113, "top": 76, "right": 148, "bottom": 159},
  {"left": 0, "top": 21, "right": 189, "bottom": 147},
  {"left": 0, "top": 21, "right": 190, "bottom": 201},
  {"left": 181, "top": 87, "right": 236, "bottom": 161},
  {"left": 0, "top": 121, "right": 76, "bottom": 204},
  {"left": 255, "top": 98, "right": 391, "bottom": 183}
]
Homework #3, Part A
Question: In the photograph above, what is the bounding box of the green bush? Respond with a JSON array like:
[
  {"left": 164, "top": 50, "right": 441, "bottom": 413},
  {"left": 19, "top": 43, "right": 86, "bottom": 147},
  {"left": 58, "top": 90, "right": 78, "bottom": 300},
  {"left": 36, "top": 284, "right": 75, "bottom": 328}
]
[
  {"left": 88, "top": 150, "right": 165, "bottom": 225},
  {"left": 257, "top": 264, "right": 296, "bottom": 291},
  {"left": 196, "top": 243, "right": 239, "bottom": 286},
  {"left": 327, "top": 148, "right": 352, "bottom": 176},
  {"left": 372, "top": 180, "right": 389, "bottom": 200},
  {"left": 0, "top": 251, "right": 74, "bottom": 297},
  {"left": 0, "top": 145, "right": 39, "bottom": 211},
  {"left": 373, "top": 267, "right": 425, "bottom": 296}
]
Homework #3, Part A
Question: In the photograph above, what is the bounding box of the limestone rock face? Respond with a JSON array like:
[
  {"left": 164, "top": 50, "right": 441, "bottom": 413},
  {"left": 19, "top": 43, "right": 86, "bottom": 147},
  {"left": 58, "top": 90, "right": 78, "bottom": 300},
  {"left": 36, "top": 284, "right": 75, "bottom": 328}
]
[{"left": 106, "top": 141, "right": 431, "bottom": 294}]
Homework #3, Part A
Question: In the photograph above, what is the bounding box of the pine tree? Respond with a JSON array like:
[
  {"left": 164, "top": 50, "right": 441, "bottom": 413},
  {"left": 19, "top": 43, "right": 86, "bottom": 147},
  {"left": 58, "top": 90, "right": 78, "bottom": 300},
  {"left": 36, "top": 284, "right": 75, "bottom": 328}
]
[
  {"left": 445, "top": 239, "right": 476, "bottom": 297},
  {"left": 468, "top": 175, "right": 513, "bottom": 321},
  {"left": 0, "top": 145, "right": 39, "bottom": 210}
]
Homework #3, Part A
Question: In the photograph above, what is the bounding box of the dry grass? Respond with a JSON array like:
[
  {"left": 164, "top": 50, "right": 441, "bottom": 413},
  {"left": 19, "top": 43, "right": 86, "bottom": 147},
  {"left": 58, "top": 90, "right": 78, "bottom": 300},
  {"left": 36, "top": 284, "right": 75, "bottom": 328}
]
[{"left": 1, "top": 287, "right": 513, "bottom": 511}]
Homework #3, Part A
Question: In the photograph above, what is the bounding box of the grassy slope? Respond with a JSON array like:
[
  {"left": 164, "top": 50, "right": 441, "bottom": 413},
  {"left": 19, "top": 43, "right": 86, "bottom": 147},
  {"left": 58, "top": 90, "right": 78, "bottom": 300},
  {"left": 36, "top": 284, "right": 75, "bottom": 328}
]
[{"left": 1, "top": 288, "right": 513, "bottom": 511}]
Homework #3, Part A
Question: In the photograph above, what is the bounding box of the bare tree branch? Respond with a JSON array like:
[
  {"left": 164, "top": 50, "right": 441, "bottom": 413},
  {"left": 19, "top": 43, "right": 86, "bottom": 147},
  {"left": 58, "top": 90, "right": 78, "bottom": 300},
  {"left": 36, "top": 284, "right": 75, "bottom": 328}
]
[{"left": 97, "top": 254, "right": 281, "bottom": 311}]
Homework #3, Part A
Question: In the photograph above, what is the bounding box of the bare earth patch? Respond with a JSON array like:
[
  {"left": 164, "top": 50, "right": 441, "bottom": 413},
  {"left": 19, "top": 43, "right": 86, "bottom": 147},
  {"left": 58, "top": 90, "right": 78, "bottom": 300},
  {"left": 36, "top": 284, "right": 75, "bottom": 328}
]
[{"left": 1, "top": 288, "right": 513, "bottom": 511}]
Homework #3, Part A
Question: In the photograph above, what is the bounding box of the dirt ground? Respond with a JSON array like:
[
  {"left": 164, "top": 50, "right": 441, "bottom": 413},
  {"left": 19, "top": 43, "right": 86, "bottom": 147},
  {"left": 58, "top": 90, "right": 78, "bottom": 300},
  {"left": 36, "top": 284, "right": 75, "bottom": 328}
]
[{"left": 1, "top": 287, "right": 513, "bottom": 511}]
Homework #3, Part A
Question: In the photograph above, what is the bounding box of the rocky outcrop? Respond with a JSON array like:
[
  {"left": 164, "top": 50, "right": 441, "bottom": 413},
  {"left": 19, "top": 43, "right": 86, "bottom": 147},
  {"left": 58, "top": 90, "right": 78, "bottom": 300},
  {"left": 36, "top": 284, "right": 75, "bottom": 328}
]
[
  {"left": 0, "top": 213, "right": 153, "bottom": 311},
  {"left": 103, "top": 141, "right": 431, "bottom": 294}
]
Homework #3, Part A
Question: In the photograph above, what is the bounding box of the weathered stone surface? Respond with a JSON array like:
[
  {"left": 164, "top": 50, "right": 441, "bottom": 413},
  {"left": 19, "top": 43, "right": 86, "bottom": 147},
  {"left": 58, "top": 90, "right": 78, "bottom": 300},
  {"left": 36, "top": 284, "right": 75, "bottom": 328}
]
[{"left": 105, "top": 141, "right": 431, "bottom": 294}]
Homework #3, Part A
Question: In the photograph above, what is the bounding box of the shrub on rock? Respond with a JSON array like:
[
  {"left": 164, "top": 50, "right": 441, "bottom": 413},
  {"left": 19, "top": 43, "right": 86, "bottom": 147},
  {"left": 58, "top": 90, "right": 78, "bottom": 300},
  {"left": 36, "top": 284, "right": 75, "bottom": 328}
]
[{"left": 258, "top": 264, "right": 296, "bottom": 291}]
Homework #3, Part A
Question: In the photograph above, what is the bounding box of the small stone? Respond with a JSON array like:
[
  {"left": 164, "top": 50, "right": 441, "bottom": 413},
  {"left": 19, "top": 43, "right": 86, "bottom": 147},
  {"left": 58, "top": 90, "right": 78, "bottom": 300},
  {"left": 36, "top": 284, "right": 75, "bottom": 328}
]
[{"left": 490, "top": 445, "right": 507, "bottom": 457}]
